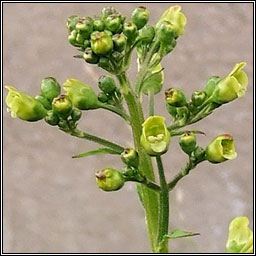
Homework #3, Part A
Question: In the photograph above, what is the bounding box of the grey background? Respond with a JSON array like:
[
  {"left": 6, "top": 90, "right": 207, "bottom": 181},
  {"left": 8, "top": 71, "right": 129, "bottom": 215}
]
[{"left": 3, "top": 3, "right": 253, "bottom": 253}]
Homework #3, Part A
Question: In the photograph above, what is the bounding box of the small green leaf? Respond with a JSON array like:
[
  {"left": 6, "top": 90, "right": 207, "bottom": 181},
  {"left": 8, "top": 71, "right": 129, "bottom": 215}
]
[
  {"left": 164, "top": 229, "right": 200, "bottom": 239},
  {"left": 72, "top": 147, "right": 120, "bottom": 158}
]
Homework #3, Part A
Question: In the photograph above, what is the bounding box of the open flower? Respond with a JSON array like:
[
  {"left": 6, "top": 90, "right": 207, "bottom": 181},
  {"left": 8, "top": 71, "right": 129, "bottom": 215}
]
[
  {"left": 5, "top": 86, "right": 47, "bottom": 121},
  {"left": 226, "top": 216, "right": 253, "bottom": 253},
  {"left": 141, "top": 116, "right": 170, "bottom": 156},
  {"left": 205, "top": 134, "right": 237, "bottom": 163},
  {"left": 212, "top": 62, "right": 248, "bottom": 104}
]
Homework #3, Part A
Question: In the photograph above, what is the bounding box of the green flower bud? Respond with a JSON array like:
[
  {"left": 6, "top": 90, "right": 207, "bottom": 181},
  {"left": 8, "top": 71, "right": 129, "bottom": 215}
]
[
  {"left": 71, "top": 108, "right": 82, "bottom": 121},
  {"left": 141, "top": 116, "right": 170, "bottom": 156},
  {"left": 34, "top": 95, "right": 51, "bottom": 110},
  {"left": 52, "top": 95, "right": 73, "bottom": 119},
  {"left": 105, "top": 14, "right": 122, "bottom": 33},
  {"left": 226, "top": 216, "right": 253, "bottom": 253},
  {"left": 121, "top": 148, "right": 139, "bottom": 168},
  {"left": 66, "top": 15, "right": 79, "bottom": 32},
  {"left": 101, "top": 7, "right": 118, "bottom": 20},
  {"left": 156, "top": 20, "right": 175, "bottom": 43},
  {"left": 83, "top": 48, "right": 99, "bottom": 64},
  {"left": 75, "top": 17, "right": 93, "bottom": 39},
  {"left": 44, "top": 110, "right": 59, "bottom": 126},
  {"left": 95, "top": 168, "right": 125, "bottom": 192},
  {"left": 166, "top": 103, "right": 177, "bottom": 118},
  {"left": 205, "top": 134, "right": 237, "bottom": 164},
  {"left": 98, "top": 57, "right": 112, "bottom": 72},
  {"left": 93, "top": 18, "right": 105, "bottom": 31},
  {"left": 63, "top": 78, "right": 99, "bottom": 110},
  {"left": 179, "top": 132, "right": 196, "bottom": 154},
  {"left": 40, "top": 77, "right": 61, "bottom": 102},
  {"left": 83, "top": 39, "right": 90, "bottom": 48},
  {"left": 104, "top": 29, "right": 113, "bottom": 37},
  {"left": 165, "top": 88, "right": 187, "bottom": 107},
  {"left": 98, "top": 76, "right": 116, "bottom": 94},
  {"left": 112, "top": 34, "right": 127, "bottom": 52},
  {"left": 76, "top": 33, "right": 85, "bottom": 44},
  {"left": 5, "top": 86, "right": 47, "bottom": 121},
  {"left": 68, "top": 119, "right": 77, "bottom": 130},
  {"left": 191, "top": 90, "right": 207, "bottom": 107},
  {"left": 156, "top": 5, "right": 187, "bottom": 37},
  {"left": 97, "top": 92, "right": 109, "bottom": 103},
  {"left": 205, "top": 76, "right": 221, "bottom": 96},
  {"left": 123, "top": 22, "right": 138, "bottom": 42},
  {"left": 131, "top": 6, "right": 149, "bottom": 30},
  {"left": 193, "top": 146, "right": 205, "bottom": 162},
  {"left": 58, "top": 119, "right": 69, "bottom": 131},
  {"left": 139, "top": 25, "right": 155, "bottom": 44},
  {"left": 90, "top": 31, "right": 113, "bottom": 55},
  {"left": 68, "top": 30, "right": 78, "bottom": 46},
  {"left": 212, "top": 62, "right": 248, "bottom": 104}
]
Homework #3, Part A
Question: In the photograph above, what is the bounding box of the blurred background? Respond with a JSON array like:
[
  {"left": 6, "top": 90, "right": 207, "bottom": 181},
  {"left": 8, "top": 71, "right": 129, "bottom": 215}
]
[{"left": 3, "top": 2, "right": 253, "bottom": 253}]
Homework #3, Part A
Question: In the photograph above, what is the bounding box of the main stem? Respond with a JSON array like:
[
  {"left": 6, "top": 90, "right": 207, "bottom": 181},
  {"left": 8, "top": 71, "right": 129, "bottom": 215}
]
[{"left": 117, "top": 73, "right": 163, "bottom": 253}]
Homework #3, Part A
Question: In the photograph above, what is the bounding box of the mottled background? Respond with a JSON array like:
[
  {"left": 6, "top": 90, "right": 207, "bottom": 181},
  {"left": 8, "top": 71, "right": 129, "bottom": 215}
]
[{"left": 3, "top": 2, "right": 253, "bottom": 253}]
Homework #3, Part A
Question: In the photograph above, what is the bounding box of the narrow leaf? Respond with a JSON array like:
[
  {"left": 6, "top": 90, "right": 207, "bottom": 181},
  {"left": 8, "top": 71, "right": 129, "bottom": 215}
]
[
  {"left": 72, "top": 147, "right": 120, "bottom": 158},
  {"left": 164, "top": 229, "right": 200, "bottom": 239}
]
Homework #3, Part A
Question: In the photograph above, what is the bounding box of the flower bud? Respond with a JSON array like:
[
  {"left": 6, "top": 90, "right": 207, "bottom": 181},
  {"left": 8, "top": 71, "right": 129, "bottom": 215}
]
[
  {"left": 112, "top": 34, "right": 127, "bottom": 52},
  {"left": 93, "top": 18, "right": 105, "bottom": 31},
  {"left": 76, "top": 33, "right": 85, "bottom": 44},
  {"left": 123, "top": 22, "right": 138, "bottom": 42},
  {"left": 63, "top": 78, "right": 99, "bottom": 110},
  {"left": 101, "top": 7, "right": 118, "bottom": 20},
  {"left": 34, "top": 95, "right": 51, "bottom": 110},
  {"left": 165, "top": 88, "right": 187, "bottom": 107},
  {"left": 179, "top": 132, "right": 196, "bottom": 154},
  {"left": 131, "top": 6, "right": 149, "bottom": 30},
  {"left": 5, "top": 86, "right": 47, "bottom": 121},
  {"left": 205, "top": 76, "right": 221, "bottom": 96},
  {"left": 98, "top": 57, "right": 112, "bottom": 72},
  {"left": 156, "top": 5, "right": 187, "bottom": 37},
  {"left": 205, "top": 134, "right": 237, "bottom": 164},
  {"left": 71, "top": 108, "right": 82, "bottom": 121},
  {"left": 98, "top": 76, "right": 116, "bottom": 94},
  {"left": 141, "top": 116, "right": 170, "bottom": 156},
  {"left": 83, "top": 48, "right": 99, "bottom": 64},
  {"left": 96, "top": 168, "right": 125, "bottom": 192},
  {"left": 52, "top": 95, "right": 73, "bottom": 119},
  {"left": 98, "top": 92, "right": 109, "bottom": 103},
  {"left": 226, "top": 216, "right": 253, "bottom": 253},
  {"left": 191, "top": 90, "right": 207, "bottom": 107},
  {"left": 58, "top": 119, "right": 69, "bottom": 131},
  {"left": 105, "top": 14, "right": 122, "bottom": 33},
  {"left": 44, "top": 110, "right": 59, "bottom": 126},
  {"left": 138, "top": 25, "right": 155, "bottom": 44},
  {"left": 75, "top": 17, "right": 93, "bottom": 39},
  {"left": 66, "top": 15, "right": 79, "bottom": 32},
  {"left": 212, "top": 62, "right": 248, "bottom": 104},
  {"left": 193, "top": 146, "right": 205, "bottom": 162},
  {"left": 40, "top": 77, "right": 61, "bottom": 103},
  {"left": 166, "top": 103, "right": 177, "bottom": 118},
  {"left": 156, "top": 20, "right": 175, "bottom": 43},
  {"left": 90, "top": 31, "right": 113, "bottom": 55},
  {"left": 68, "top": 30, "right": 78, "bottom": 46},
  {"left": 121, "top": 148, "right": 139, "bottom": 168}
]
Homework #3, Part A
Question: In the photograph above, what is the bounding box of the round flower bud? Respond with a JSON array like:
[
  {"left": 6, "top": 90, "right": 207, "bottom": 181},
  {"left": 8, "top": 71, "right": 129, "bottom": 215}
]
[
  {"left": 112, "top": 34, "right": 127, "bottom": 52},
  {"left": 90, "top": 31, "right": 113, "bottom": 55},
  {"left": 95, "top": 168, "right": 125, "bottom": 192},
  {"left": 139, "top": 25, "right": 155, "bottom": 44},
  {"left": 83, "top": 48, "right": 99, "bottom": 64},
  {"left": 68, "top": 30, "right": 78, "bottom": 46},
  {"left": 44, "top": 110, "right": 59, "bottom": 126},
  {"left": 98, "top": 92, "right": 109, "bottom": 103},
  {"left": 191, "top": 90, "right": 207, "bottom": 107},
  {"left": 66, "top": 15, "right": 79, "bottom": 32},
  {"left": 165, "top": 88, "right": 187, "bottom": 107},
  {"left": 34, "top": 95, "right": 51, "bottom": 110},
  {"left": 101, "top": 6, "right": 118, "bottom": 20},
  {"left": 121, "top": 148, "right": 139, "bottom": 168},
  {"left": 179, "top": 132, "right": 196, "bottom": 154},
  {"left": 105, "top": 14, "right": 122, "bottom": 33},
  {"left": 131, "top": 6, "right": 149, "bottom": 30},
  {"left": 40, "top": 77, "right": 61, "bottom": 103},
  {"left": 123, "top": 22, "right": 138, "bottom": 42},
  {"left": 71, "top": 108, "right": 82, "bottom": 121},
  {"left": 156, "top": 20, "right": 175, "bottom": 43},
  {"left": 166, "top": 103, "right": 177, "bottom": 118},
  {"left": 93, "top": 18, "right": 105, "bottom": 31},
  {"left": 98, "top": 76, "right": 116, "bottom": 94},
  {"left": 58, "top": 119, "right": 69, "bottom": 131},
  {"left": 52, "top": 95, "right": 73, "bottom": 119},
  {"left": 205, "top": 76, "right": 221, "bottom": 96},
  {"left": 205, "top": 134, "right": 237, "bottom": 164},
  {"left": 75, "top": 17, "right": 93, "bottom": 39},
  {"left": 193, "top": 146, "right": 205, "bottom": 162},
  {"left": 5, "top": 86, "right": 47, "bottom": 121},
  {"left": 76, "top": 33, "right": 85, "bottom": 44},
  {"left": 141, "top": 116, "right": 170, "bottom": 156},
  {"left": 63, "top": 78, "right": 100, "bottom": 110}
]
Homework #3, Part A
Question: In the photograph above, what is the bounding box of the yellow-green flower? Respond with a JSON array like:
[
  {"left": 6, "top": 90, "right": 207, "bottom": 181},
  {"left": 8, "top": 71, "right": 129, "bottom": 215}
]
[
  {"left": 226, "top": 216, "right": 253, "bottom": 253},
  {"left": 5, "top": 86, "right": 47, "bottom": 121},
  {"left": 212, "top": 62, "right": 248, "bottom": 104},
  {"left": 156, "top": 5, "right": 187, "bottom": 37},
  {"left": 205, "top": 134, "right": 237, "bottom": 164},
  {"left": 141, "top": 116, "right": 170, "bottom": 156}
]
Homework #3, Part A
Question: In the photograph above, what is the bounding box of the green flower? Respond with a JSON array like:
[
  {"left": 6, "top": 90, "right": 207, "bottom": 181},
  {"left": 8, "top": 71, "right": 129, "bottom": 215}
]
[
  {"left": 165, "top": 88, "right": 187, "bottom": 107},
  {"left": 52, "top": 95, "right": 73, "bottom": 119},
  {"left": 212, "top": 62, "right": 248, "bottom": 104},
  {"left": 90, "top": 31, "right": 113, "bottom": 55},
  {"left": 44, "top": 110, "right": 59, "bottom": 126},
  {"left": 63, "top": 78, "right": 99, "bottom": 110},
  {"left": 205, "top": 134, "right": 237, "bottom": 163},
  {"left": 5, "top": 86, "right": 47, "bottom": 121},
  {"left": 83, "top": 48, "right": 99, "bottom": 64},
  {"left": 123, "top": 22, "right": 138, "bottom": 42},
  {"left": 75, "top": 17, "right": 93, "bottom": 39},
  {"left": 131, "top": 6, "right": 150, "bottom": 30},
  {"left": 226, "top": 216, "right": 253, "bottom": 253},
  {"left": 179, "top": 132, "right": 196, "bottom": 155},
  {"left": 96, "top": 168, "right": 125, "bottom": 192},
  {"left": 40, "top": 77, "right": 61, "bottom": 103},
  {"left": 141, "top": 116, "right": 170, "bottom": 156},
  {"left": 121, "top": 148, "right": 139, "bottom": 168},
  {"left": 112, "top": 34, "right": 127, "bottom": 52},
  {"left": 98, "top": 76, "right": 117, "bottom": 94},
  {"left": 191, "top": 90, "right": 207, "bottom": 107},
  {"left": 156, "top": 5, "right": 187, "bottom": 37}
]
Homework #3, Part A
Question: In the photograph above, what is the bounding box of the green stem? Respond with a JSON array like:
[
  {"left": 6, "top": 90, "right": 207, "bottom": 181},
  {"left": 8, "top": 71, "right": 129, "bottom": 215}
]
[
  {"left": 116, "top": 73, "right": 160, "bottom": 253},
  {"left": 148, "top": 90, "right": 154, "bottom": 116},
  {"left": 69, "top": 128, "right": 124, "bottom": 154},
  {"left": 156, "top": 156, "right": 169, "bottom": 253}
]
